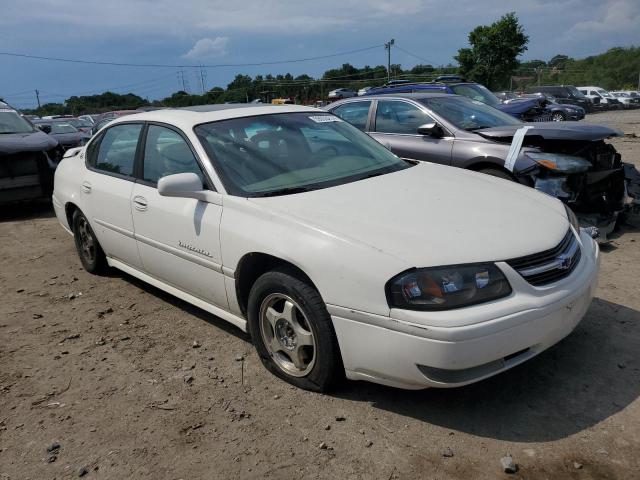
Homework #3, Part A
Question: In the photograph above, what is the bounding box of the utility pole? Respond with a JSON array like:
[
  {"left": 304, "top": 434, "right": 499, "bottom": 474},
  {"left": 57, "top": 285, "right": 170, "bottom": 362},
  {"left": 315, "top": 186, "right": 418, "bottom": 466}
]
[
  {"left": 35, "top": 89, "right": 41, "bottom": 108},
  {"left": 534, "top": 67, "right": 542, "bottom": 86},
  {"left": 384, "top": 39, "right": 395, "bottom": 83},
  {"left": 637, "top": 70, "right": 639, "bottom": 92},
  {"left": 178, "top": 69, "right": 189, "bottom": 93},
  {"left": 199, "top": 64, "right": 207, "bottom": 94}
]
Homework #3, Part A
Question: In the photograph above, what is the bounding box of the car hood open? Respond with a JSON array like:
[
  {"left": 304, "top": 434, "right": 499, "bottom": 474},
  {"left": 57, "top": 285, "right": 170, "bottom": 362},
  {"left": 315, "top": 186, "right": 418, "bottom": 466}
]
[
  {"left": 0, "top": 130, "right": 59, "bottom": 155},
  {"left": 250, "top": 162, "right": 569, "bottom": 267},
  {"left": 476, "top": 122, "right": 623, "bottom": 142}
]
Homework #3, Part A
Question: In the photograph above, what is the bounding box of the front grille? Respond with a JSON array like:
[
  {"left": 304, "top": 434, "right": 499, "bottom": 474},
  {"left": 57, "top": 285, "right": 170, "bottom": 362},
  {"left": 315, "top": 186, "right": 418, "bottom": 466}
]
[{"left": 507, "top": 230, "right": 581, "bottom": 286}]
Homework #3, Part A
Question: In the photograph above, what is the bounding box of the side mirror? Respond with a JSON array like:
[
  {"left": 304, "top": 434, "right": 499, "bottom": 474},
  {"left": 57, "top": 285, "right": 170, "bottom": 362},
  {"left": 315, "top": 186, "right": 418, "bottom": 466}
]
[
  {"left": 38, "top": 124, "right": 52, "bottom": 134},
  {"left": 417, "top": 122, "right": 442, "bottom": 137},
  {"left": 157, "top": 173, "right": 221, "bottom": 205}
]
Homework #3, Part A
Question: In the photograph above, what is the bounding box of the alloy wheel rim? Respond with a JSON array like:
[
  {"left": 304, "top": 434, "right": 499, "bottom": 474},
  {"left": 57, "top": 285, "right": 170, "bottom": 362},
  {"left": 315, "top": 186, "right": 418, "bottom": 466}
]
[
  {"left": 552, "top": 113, "right": 564, "bottom": 122},
  {"left": 77, "top": 218, "right": 95, "bottom": 263},
  {"left": 259, "top": 293, "right": 316, "bottom": 377}
]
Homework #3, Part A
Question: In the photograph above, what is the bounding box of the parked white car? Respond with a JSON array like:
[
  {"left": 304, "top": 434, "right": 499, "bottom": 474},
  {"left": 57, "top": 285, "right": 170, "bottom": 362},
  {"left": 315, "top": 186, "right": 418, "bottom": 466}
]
[
  {"left": 52, "top": 105, "right": 600, "bottom": 391},
  {"left": 578, "top": 86, "right": 620, "bottom": 107},
  {"left": 327, "top": 88, "right": 356, "bottom": 100},
  {"left": 610, "top": 91, "right": 639, "bottom": 108}
]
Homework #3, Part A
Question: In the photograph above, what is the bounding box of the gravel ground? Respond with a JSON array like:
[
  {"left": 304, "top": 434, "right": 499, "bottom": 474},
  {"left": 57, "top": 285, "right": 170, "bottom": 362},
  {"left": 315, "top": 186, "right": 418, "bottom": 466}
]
[{"left": 1, "top": 110, "right": 639, "bottom": 479}]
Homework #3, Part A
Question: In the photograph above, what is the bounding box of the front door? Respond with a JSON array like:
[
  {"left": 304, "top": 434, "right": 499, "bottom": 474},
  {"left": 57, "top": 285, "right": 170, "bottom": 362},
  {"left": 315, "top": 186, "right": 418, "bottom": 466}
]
[
  {"left": 369, "top": 99, "right": 453, "bottom": 165},
  {"left": 81, "top": 122, "right": 143, "bottom": 268},
  {"left": 130, "top": 124, "right": 228, "bottom": 308}
]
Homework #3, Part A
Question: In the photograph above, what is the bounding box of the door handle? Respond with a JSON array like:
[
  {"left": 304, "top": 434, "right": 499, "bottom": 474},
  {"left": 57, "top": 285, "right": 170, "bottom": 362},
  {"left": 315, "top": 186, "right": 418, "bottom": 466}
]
[
  {"left": 81, "top": 181, "right": 92, "bottom": 193},
  {"left": 133, "top": 196, "right": 148, "bottom": 211}
]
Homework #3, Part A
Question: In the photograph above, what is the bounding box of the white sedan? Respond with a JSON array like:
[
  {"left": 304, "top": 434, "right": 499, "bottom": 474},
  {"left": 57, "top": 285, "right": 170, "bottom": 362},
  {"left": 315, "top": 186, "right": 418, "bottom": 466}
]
[{"left": 52, "top": 104, "right": 599, "bottom": 391}]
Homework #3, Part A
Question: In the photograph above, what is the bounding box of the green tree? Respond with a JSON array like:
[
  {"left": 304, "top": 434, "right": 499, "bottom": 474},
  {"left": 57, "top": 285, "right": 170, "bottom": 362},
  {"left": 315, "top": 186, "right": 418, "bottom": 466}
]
[{"left": 455, "top": 12, "right": 529, "bottom": 89}]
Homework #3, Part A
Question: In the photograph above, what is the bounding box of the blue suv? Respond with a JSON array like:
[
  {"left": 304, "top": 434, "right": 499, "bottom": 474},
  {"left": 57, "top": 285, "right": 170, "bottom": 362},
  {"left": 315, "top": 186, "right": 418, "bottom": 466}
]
[{"left": 364, "top": 78, "right": 551, "bottom": 122}]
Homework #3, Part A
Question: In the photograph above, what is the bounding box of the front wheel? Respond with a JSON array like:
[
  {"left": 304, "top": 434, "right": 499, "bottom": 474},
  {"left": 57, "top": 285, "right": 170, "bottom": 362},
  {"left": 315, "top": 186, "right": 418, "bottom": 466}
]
[
  {"left": 72, "top": 210, "right": 107, "bottom": 274},
  {"left": 247, "top": 267, "right": 342, "bottom": 392},
  {"left": 552, "top": 111, "right": 566, "bottom": 122}
]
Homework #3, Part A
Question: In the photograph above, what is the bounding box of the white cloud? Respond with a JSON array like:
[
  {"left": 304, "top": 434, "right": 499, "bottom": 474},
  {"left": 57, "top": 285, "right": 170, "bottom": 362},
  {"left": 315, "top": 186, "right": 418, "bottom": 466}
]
[{"left": 182, "top": 37, "right": 229, "bottom": 59}]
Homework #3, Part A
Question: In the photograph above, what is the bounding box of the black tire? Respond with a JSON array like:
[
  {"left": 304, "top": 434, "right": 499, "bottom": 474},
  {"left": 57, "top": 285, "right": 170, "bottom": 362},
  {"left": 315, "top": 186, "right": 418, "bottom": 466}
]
[
  {"left": 72, "top": 209, "right": 107, "bottom": 274},
  {"left": 552, "top": 111, "right": 566, "bottom": 122},
  {"left": 478, "top": 168, "right": 515, "bottom": 181},
  {"left": 247, "top": 267, "right": 343, "bottom": 392}
]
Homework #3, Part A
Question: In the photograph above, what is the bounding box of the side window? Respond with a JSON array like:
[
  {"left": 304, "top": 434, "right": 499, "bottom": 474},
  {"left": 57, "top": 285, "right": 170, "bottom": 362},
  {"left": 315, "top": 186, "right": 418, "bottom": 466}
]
[
  {"left": 331, "top": 101, "right": 371, "bottom": 131},
  {"left": 94, "top": 123, "right": 142, "bottom": 176},
  {"left": 142, "top": 125, "right": 205, "bottom": 185},
  {"left": 375, "top": 101, "right": 433, "bottom": 135}
]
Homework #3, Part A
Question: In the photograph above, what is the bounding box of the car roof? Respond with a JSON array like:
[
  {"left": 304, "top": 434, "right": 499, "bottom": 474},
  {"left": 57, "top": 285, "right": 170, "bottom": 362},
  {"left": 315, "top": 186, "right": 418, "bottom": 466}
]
[
  {"left": 33, "top": 118, "right": 76, "bottom": 123},
  {"left": 333, "top": 92, "right": 455, "bottom": 102},
  {"left": 104, "top": 104, "right": 320, "bottom": 131}
]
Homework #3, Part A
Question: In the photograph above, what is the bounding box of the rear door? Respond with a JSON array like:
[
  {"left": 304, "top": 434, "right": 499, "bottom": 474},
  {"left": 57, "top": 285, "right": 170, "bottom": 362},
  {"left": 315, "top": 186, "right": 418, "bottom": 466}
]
[
  {"left": 82, "top": 122, "right": 143, "bottom": 268},
  {"left": 330, "top": 101, "right": 372, "bottom": 131},
  {"left": 130, "top": 123, "right": 227, "bottom": 308},
  {"left": 368, "top": 99, "right": 453, "bottom": 165}
]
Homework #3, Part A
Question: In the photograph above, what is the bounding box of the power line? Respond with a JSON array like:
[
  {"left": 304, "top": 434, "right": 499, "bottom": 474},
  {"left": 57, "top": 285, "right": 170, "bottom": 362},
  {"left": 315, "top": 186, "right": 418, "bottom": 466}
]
[
  {"left": 0, "top": 44, "right": 384, "bottom": 69},
  {"left": 394, "top": 45, "right": 435, "bottom": 65}
]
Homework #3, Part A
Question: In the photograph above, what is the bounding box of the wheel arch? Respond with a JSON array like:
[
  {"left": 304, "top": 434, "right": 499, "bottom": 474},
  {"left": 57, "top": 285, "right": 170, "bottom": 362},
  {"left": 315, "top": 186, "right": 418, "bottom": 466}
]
[
  {"left": 466, "top": 160, "right": 517, "bottom": 180},
  {"left": 64, "top": 201, "right": 81, "bottom": 231},
  {"left": 234, "top": 252, "right": 319, "bottom": 318}
]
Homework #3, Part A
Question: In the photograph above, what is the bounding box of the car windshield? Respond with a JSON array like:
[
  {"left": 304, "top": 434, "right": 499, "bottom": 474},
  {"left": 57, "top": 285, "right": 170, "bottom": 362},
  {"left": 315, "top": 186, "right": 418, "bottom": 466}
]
[
  {"left": 195, "top": 112, "right": 410, "bottom": 197},
  {"left": 567, "top": 86, "right": 587, "bottom": 99},
  {"left": 0, "top": 109, "right": 36, "bottom": 134},
  {"left": 596, "top": 89, "right": 612, "bottom": 98},
  {"left": 419, "top": 96, "right": 522, "bottom": 131},
  {"left": 50, "top": 123, "right": 79, "bottom": 134},
  {"left": 450, "top": 84, "right": 501, "bottom": 107}
]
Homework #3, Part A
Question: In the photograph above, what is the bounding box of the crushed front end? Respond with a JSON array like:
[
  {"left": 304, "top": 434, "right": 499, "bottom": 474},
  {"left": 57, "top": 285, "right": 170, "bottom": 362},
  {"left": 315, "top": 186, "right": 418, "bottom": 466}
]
[{"left": 515, "top": 138, "right": 639, "bottom": 241}]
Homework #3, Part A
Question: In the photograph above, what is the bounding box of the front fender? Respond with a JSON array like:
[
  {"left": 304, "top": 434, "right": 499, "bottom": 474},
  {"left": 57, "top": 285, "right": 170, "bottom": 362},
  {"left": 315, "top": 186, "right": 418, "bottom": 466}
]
[{"left": 220, "top": 196, "right": 410, "bottom": 317}]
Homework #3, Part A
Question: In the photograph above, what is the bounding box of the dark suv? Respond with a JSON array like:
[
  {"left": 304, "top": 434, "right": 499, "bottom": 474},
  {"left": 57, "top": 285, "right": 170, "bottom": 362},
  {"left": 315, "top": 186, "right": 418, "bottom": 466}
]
[
  {"left": 524, "top": 85, "right": 593, "bottom": 112},
  {"left": 364, "top": 80, "right": 551, "bottom": 121}
]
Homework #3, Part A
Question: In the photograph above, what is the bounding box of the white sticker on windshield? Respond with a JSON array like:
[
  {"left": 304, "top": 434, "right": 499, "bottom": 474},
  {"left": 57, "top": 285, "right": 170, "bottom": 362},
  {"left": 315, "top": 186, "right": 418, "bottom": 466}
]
[
  {"left": 504, "top": 126, "right": 534, "bottom": 172},
  {"left": 0, "top": 108, "right": 16, "bottom": 113},
  {"left": 308, "top": 115, "right": 342, "bottom": 123}
]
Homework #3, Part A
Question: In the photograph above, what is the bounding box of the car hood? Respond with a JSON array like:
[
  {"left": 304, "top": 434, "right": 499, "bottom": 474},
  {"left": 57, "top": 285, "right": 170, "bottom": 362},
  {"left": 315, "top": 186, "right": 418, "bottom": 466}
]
[
  {"left": 51, "top": 132, "right": 90, "bottom": 143},
  {"left": 249, "top": 162, "right": 569, "bottom": 267},
  {"left": 475, "top": 122, "right": 623, "bottom": 142},
  {"left": 0, "top": 130, "right": 59, "bottom": 155},
  {"left": 496, "top": 98, "right": 541, "bottom": 115}
]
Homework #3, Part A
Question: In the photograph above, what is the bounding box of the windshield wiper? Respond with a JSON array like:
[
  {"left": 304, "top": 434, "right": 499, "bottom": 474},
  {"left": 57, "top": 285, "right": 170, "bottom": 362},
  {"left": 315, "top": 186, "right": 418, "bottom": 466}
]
[
  {"left": 258, "top": 186, "right": 316, "bottom": 197},
  {"left": 465, "top": 126, "right": 493, "bottom": 132}
]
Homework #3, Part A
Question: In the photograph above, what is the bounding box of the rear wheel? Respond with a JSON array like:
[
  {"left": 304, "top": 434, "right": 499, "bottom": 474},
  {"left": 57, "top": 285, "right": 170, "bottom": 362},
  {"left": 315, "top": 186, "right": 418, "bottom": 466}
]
[
  {"left": 247, "top": 267, "right": 342, "bottom": 392},
  {"left": 72, "top": 210, "right": 107, "bottom": 274},
  {"left": 478, "top": 168, "right": 515, "bottom": 181}
]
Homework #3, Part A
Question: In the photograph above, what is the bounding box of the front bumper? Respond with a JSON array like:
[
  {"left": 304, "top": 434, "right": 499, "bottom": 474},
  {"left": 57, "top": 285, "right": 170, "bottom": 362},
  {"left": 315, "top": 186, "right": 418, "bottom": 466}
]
[{"left": 330, "top": 229, "right": 599, "bottom": 390}]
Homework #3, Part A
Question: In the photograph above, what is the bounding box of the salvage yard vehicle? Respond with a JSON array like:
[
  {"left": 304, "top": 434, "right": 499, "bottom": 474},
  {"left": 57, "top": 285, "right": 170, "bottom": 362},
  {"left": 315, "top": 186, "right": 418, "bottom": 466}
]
[
  {"left": 33, "top": 119, "right": 91, "bottom": 150},
  {"left": 328, "top": 88, "right": 356, "bottom": 100},
  {"left": 525, "top": 85, "right": 593, "bottom": 112},
  {"left": 0, "top": 101, "right": 62, "bottom": 205},
  {"left": 507, "top": 93, "right": 585, "bottom": 121},
  {"left": 53, "top": 104, "right": 600, "bottom": 391},
  {"left": 364, "top": 80, "right": 552, "bottom": 121},
  {"left": 328, "top": 94, "right": 640, "bottom": 238},
  {"left": 578, "top": 86, "right": 622, "bottom": 109},
  {"left": 610, "top": 91, "right": 640, "bottom": 108}
]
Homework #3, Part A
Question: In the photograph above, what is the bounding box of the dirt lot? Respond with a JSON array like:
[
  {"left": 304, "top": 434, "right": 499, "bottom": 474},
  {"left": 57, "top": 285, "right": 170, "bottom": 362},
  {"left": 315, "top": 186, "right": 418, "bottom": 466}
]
[{"left": 1, "top": 110, "right": 639, "bottom": 480}]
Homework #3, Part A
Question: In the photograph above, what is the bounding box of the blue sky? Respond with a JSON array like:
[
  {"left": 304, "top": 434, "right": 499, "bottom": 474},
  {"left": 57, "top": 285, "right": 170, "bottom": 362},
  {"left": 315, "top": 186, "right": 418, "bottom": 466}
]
[{"left": 1, "top": 0, "right": 638, "bottom": 108}]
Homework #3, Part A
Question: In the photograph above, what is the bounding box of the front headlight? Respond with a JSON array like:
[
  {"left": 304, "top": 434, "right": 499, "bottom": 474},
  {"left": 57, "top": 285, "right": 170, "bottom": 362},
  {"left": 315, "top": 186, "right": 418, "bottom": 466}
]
[
  {"left": 527, "top": 152, "right": 591, "bottom": 174},
  {"left": 386, "top": 264, "right": 512, "bottom": 311},
  {"left": 564, "top": 204, "right": 580, "bottom": 231}
]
